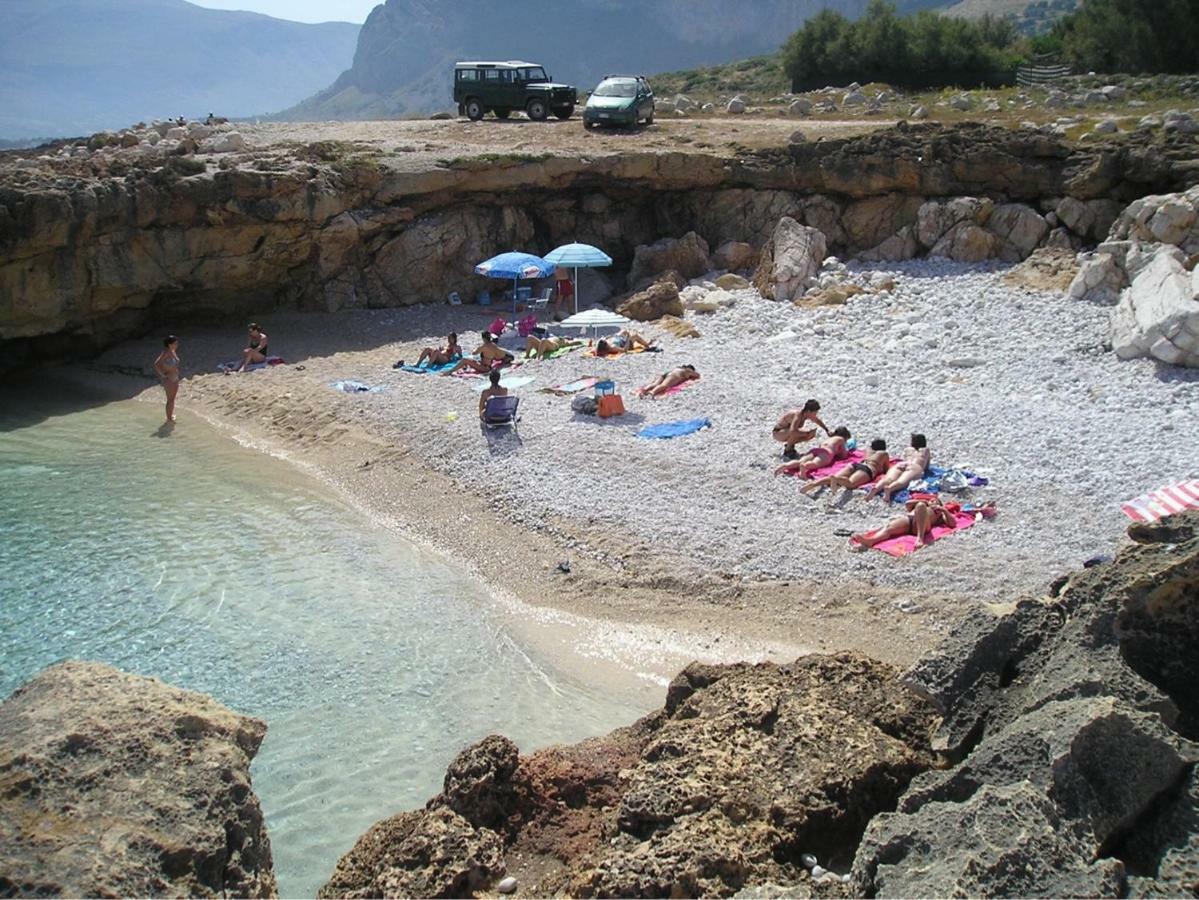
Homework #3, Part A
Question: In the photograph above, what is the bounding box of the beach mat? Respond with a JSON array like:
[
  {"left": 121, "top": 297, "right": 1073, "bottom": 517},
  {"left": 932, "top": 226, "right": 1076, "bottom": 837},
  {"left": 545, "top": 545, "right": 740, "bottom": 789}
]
[
  {"left": 469, "top": 374, "right": 535, "bottom": 392},
  {"left": 396, "top": 360, "right": 458, "bottom": 374},
  {"left": 872, "top": 510, "right": 979, "bottom": 557},
  {"left": 636, "top": 418, "right": 712, "bottom": 440},
  {"left": 540, "top": 376, "right": 600, "bottom": 396},
  {"left": 541, "top": 343, "right": 585, "bottom": 360},
  {"left": 1121, "top": 479, "right": 1199, "bottom": 522}
]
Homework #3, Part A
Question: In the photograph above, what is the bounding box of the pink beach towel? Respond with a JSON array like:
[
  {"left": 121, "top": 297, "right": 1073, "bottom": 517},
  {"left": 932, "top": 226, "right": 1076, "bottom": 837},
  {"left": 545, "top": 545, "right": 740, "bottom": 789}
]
[
  {"left": 1121, "top": 480, "right": 1199, "bottom": 522},
  {"left": 660, "top": 377, "right": 698, "bottom": 396},
  {"left": 872, "top": 510, "right": 978, "bottom": 557},
  {"left": 791, "top": 450, "right": 864, "bottom": 480}
]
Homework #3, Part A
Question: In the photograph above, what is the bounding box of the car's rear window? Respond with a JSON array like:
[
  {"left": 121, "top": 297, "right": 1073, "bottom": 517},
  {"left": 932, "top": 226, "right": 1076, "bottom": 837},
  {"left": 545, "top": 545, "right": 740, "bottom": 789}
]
[{"left": 593, "top": 79, "right": 637, "bottom": 98}]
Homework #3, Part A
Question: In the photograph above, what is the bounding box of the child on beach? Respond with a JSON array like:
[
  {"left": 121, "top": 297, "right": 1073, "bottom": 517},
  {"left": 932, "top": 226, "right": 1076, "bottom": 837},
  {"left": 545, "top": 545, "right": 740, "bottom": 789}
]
[{"left": 153, "top": 335, "right": 181, "bottom": 423}]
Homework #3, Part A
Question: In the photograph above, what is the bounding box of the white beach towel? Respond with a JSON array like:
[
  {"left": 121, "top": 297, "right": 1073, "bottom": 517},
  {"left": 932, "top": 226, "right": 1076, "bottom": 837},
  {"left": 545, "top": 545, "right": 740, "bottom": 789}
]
[{"left": 1120, "top": 479, "right": 1199, "bottom": 522}]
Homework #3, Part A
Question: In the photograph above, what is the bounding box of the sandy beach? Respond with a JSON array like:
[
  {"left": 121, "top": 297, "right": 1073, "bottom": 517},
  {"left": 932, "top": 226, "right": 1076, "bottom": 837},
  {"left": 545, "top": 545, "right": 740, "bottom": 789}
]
[{"left": 85, "top": 255, "right": 1199, "bottom": 674}]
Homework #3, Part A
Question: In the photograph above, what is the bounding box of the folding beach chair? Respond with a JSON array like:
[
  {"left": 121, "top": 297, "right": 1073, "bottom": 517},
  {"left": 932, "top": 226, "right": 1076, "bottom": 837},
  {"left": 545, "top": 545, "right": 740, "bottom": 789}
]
[
  {"left": 482, "top": 395, "right": 520, "bottom": 431},
  {"left": 529, "top": 287, "right": 552, "bottom": 315}
]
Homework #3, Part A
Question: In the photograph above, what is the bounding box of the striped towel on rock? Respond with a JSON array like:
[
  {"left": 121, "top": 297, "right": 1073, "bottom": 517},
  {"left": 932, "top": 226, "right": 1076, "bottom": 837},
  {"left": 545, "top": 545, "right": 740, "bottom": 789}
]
[{"left": 1121, "top": 480, "right": 1199, "bottom": 522}]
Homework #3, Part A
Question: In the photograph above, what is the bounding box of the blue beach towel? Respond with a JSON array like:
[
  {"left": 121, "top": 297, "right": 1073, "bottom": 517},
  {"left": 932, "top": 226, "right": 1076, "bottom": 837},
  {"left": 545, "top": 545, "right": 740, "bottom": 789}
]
[
  {"left": 892, "top": 465, "right": 988, "bottom": 502},
  {"left": 397, "top": 359, "right": 459, "bottom": 374},
  {"left": 636, "top": 418, "right": 712, "bottom": 440}
]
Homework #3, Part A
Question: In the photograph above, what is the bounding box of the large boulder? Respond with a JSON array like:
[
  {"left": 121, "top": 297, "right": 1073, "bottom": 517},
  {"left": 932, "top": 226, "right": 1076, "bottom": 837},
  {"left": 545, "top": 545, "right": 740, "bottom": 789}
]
[
  {"left": 1110, "top": 244, "right": 1199, "bottom": 367},
  {"left": 618, "top": 281, "right": 685, "bottom": 321},
  {"left": 712, "top": 240, "right": 757, "bottom": 272},
  {"left": 753, "top": 216, "right": 827, "bottom": 302},
  {"left": 1068, "top": 249, "right": 1130, "bottom": 304},
  {"left": 929, "top": 222, "right": 1002, "bottom": 262},
  {"left": 985, "top": 203, "right": 1050, "bottom": 261},
  {"left": 860, "top": 225, "right": 919, "bottom": 262},
  {"left": 855, "top": 513, "right": 1199, "bottom": 897},
  {"left": 0, "top": 662, "right": 276, "bottom": 898},
  {"left": 916, "top": 197, "right": 994, "bottom": 249},
  {"left": 627, "top": 232, "right": 710, "bottom": 289},
  {"left": 1056, "top": 196, "right": 1124, "bottom": 243},
  {"left": 1110, "top": 186, "right": 1199, "bottom": 254}
]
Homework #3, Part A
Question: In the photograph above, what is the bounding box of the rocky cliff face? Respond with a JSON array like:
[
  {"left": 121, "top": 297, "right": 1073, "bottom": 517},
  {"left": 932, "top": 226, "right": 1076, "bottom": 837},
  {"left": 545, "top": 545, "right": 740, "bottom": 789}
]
[
  {"left": 320, "top": 512, "right": 1199, "bottom": 898},
  {"left": 3, "top": 123, "right": 1196, "bottom": 370},
  {"left": 0, "top": 661, "right": 276, "bottom": 897}
]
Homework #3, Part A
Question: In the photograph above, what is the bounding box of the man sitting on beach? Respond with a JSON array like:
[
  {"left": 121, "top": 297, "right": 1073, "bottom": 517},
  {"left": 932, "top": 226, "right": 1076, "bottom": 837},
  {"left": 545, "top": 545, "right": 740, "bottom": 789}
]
[
  {"left": 442, "top": 331, "right": 515, "bottom": 376},
  {"left": 478, "top": 370, "right": 508, "bottom": 420},
  {"left": 864, "top": 433, "right": 931, "bottom": 502},
  {"left": 774, "top": 427, "right": 852, "bottom": 477}
]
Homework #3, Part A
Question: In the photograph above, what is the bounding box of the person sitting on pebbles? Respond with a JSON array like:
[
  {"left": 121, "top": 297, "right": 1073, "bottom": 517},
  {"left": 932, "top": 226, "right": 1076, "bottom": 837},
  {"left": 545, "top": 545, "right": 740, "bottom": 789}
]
[
  {"left": 228, "top": 322, "right": 269, "bottom": 373},
  {"left": 773, "top": 399, "right": 830, "bottom": 460},
  {"left": 775, "top": 426, "right": 852, "bottom": 477},
  {"left": 864, "top": 433, "right": 931, "bottom": 502},
  {"left": 637, "top": 364, "right": 699, "bottom": 398},
  {"left": 414, "top": 332, "right": 462, "bottom": 367},
  {"left": 800, "top": 438, "right": 889, "bottom": 496},
  {"left": 442, "top": 331, "right": 515, "bottom": 376},
  {"left": 595, "top": 329, "right": 656, "bottom": 356},
  {"left": 524, "top": 334, "right": 584, "bottom": 360},
  {"left": 478, "top": 369, "right": 508, "bottom": 420}
]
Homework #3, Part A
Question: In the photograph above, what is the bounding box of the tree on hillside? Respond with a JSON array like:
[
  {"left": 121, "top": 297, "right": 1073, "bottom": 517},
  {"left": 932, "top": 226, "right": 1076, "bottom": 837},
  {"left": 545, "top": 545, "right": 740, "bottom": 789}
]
[
  {"left": 1054, "top": 0, "right": 1199, "bottom": 73},
  {"left": 782, "top": 1, "right": 1019, "bottom": 90}
]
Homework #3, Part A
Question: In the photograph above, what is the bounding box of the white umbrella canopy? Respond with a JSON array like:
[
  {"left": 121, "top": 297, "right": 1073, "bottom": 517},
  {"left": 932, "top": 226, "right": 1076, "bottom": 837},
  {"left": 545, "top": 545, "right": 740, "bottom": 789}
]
[{"left": 559, "top": 307, "right": 630, "bottom": 337}]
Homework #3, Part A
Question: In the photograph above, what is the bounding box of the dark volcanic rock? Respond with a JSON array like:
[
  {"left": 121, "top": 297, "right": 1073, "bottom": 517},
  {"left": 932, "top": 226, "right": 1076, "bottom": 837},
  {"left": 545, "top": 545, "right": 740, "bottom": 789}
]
[
  {"left": 853, "top": 511, "right": 1199, "bottom": 898},
  {"left": 0, "top": 661, "right": 276, "bottom": 898},
  {"left": 320, "top": 653, "right": 938, "bottom": 898}
]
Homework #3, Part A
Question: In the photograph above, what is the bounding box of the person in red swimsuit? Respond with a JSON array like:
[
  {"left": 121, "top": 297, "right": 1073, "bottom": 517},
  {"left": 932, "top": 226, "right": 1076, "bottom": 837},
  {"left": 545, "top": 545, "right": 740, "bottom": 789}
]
[{"left": 554, "top": 273, "right": 574, "bottom": 320}]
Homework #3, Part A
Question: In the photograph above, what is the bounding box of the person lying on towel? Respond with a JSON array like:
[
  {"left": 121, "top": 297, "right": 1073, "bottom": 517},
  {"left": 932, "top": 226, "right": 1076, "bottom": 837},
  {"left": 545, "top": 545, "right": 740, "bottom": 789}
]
[
  {"left": 416, "top": 332, "right": 462, "bottom": 367},
  {"left": 850, "top": 498, "right": 958, "bottom": 551},
  {"left": 478, "top": 370, "right": 508, "bottom": 421},
  {"left": 442, "top": 331, "right": 514, "bottom": 376},
  {"left": 775, "top": 427, "right": 852, "bottom": 477},
  {"left": 524, "top": 334, "right": 584, "bottom": 360},
  {"left": 595, "top": 329, "right": 655, "bottom": 356},
  {"left": 801, "top": 438, "right": 889, "bottom": 497},
  {"left": 637, "top": 364, "right": 699, "bottom": 398},
  {"left": 864, "top": 433, "right": 931, "bottom": 502}
]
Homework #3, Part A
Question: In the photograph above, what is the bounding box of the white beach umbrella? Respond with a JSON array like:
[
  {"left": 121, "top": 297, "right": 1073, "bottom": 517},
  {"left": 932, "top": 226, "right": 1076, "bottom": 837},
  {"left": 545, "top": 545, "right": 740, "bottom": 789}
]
[
  {"left": 559, "top": 307, "right": 630, "bottom": 338},
  {"left": 544, "top": 242, "right": 613, "bottom": 315}
]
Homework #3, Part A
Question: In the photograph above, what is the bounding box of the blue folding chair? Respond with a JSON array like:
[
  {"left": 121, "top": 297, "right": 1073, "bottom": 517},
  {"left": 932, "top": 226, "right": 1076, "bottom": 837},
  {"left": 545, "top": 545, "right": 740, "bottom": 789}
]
[{"left": 482, "top": 395, "right": 520, "bottom": 431}]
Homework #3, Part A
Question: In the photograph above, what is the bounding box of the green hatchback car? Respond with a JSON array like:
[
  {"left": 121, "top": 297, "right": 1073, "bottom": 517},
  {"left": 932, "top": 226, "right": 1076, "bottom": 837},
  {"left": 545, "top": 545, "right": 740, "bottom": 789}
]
[
  {"left": 453, "top": 60, "right": 577, "bottom": 121},
  {"left": 583, "top": 75, "right": 655, "bottom": 129}
]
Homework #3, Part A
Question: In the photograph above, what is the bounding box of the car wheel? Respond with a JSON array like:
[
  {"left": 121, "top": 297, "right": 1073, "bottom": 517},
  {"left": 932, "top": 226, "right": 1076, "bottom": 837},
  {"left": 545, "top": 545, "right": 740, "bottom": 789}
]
[
  {"left": 494, "top": 108, "right": 511, "bottom": 119},
  {"left": 465, "top": 98, "right": 485, "bottom": 121},
  {"left": 526, "top": 98, "right": 548, "bottom": 121},
  {"left": 552, "top": 104, "right": 574, "bottom": 120}
]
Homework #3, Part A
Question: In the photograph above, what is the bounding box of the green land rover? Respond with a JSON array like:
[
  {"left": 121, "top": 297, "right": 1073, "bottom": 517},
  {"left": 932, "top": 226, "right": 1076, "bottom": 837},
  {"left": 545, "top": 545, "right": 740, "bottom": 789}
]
[{"left": 453, "top": 61, "right": 578, "bottom": 121}]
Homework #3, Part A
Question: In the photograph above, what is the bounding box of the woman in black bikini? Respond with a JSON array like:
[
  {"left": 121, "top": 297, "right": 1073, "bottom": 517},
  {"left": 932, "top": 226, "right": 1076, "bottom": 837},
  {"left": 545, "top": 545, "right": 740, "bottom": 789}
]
[
  {"left": 234, "top": 323, "right": 269, "bottom": 372},
  {"left": 773, "top": 399, "right": 829, "bottom": 459},
  {"left": 153, "top": 335, "right": 181, "bottom": 422},
  {"left": 849, "top": 497, "right": 959, "bottom": 550},
  {"left": 800, "top": 438, "right": 889, "bottom": 496}
]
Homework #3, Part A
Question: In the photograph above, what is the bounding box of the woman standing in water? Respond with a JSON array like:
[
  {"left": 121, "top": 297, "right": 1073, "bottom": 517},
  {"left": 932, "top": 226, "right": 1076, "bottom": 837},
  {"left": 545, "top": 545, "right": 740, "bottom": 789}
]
[{"left": 153, "top": 335, "right": 181, "bottom": 422}]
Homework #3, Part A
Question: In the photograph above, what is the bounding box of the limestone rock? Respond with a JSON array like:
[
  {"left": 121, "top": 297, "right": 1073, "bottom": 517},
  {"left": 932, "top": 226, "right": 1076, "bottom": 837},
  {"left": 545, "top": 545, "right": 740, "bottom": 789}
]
[
  {"left": 1067, "top": 251, "right": 1128, "bottom": 304},
  {"left": 442, "top": 734, "right": 520, "bottom": 831},
  {"left": 714, "top": 272, "right": 750, "bottom": 290},
  {"left": 1056, "top": 196, "right": 1124, "bottom": 243},
  {"left": 856, "top": 513, "right": 1199, "bottom": 897},
  {"left": 1110, "top": 244, "right": 1199, "bottom": 367},
  {"left": 755, "top": 216, "right": 827, "bottom": 302},
  {"left": 0, "top": 661, "right": 276, "bottom": 898},
  {"left": 909, "top": 105, "right": 928, "bottom": 120},
  {"left": 796, "top": 283, "right": 864, "bottom": 307},
  {"left": 727, "top": 98, "right": 746, "bottom": 114},
  {"left": 841, "top": 194, "right": 922, "bottom": 252},
  {"left": 916, "top": 197, "right": 994, "bottom": 249},
  {"left": 787, "top": 129, "right": 806, "bottom": 145},
  {"left": 628, "top": 232, "right": 710, "bottom": 289},
  {"left": 657, "top": 314, "right": 700, "bottom": 338},
  {"left": 859, "top": 225, "right": 919, "bottom": 262},
  {"left": 787, "top": 98, "right": 812, "bottom": 116},
  {"left": 1110, "top": 186, "right": 1199, "bottom": 254},
  {"left": 712, "top": 240, "right": 757, "bottom": 272},
  {"left": 842, "top": 90, "right": 866, "bottom": 106},
  {"left": 985, "top": 203, "right": 1050, "bottom": 261},
  {"left": 1094, "top": 119, "right": 1118, "bottom": 134},
  {"left": 929, "top": 221, "right": 1001, "bottom": 262},
  {"left": 618, "top": 281, "right": 685, "bottom": 321},
  {"left": 319, "top": 806, "right": 504, "bottom": 899},
  {"left": 949, "top": 94, "right": 973, "bottom": 111}
]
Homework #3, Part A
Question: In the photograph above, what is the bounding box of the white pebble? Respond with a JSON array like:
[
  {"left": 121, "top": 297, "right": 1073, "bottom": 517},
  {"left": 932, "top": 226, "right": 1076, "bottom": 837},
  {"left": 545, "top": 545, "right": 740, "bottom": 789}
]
[{"left": 497, "top": 875, "right": 518, "bottom": 894}]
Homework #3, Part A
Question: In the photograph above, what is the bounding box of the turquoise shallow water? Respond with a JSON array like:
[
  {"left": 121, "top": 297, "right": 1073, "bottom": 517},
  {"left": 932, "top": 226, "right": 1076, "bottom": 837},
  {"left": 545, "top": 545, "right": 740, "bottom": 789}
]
[{"left": 0, "top": 382, "right": 644, "bottom": 896}]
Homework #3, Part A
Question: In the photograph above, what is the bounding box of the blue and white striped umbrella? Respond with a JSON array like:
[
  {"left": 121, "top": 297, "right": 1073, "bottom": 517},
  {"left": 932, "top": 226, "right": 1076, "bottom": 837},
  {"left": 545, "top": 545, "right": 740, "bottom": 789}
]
[
  {"left": 544, "top": 242, "right": 613, "bottom": 315},
  {"left": 544, "top": 243, "right": 613, "bottom": 268},
  {"left": 475, "top": 252, "right": 556, "bottom": 313}
]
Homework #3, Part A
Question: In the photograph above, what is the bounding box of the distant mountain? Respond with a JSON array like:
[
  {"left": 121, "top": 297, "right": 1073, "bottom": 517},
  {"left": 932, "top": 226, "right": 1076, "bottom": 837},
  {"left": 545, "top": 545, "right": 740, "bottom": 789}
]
[
  {"left": 941, "top": 0, "right": 1079, "bottom": 33},
  {"left": 0, "top": 0, "right": 360, "bottom": 140},
  {"left": 276, "top": 0, "right": 948, "bottom": 121}
]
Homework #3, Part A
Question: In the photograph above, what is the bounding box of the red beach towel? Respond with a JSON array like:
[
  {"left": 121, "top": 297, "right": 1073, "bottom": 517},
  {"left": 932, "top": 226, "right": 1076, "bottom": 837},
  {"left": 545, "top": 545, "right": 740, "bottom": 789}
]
[
  {"left": 1121, "top": 480, "right": 1199, "bottom": 522},
  {"left": 872, "top": 510, "right": 978, "bottom": 557}
]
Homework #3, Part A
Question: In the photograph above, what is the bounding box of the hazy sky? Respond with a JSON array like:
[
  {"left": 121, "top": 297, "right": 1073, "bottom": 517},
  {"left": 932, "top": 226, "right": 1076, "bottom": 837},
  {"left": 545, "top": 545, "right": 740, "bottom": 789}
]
[{"left": 189, "top": 0, "right": 381, "bottom": 24}]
